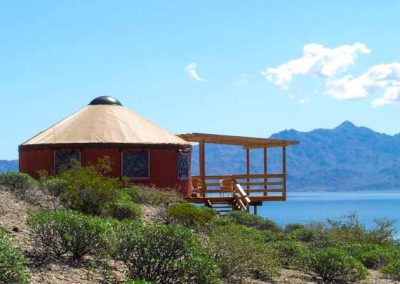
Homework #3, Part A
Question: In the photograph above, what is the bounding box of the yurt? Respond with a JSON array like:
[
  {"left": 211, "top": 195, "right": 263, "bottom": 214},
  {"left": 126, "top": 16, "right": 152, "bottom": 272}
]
[{"left": 19, "top": 96, "right": 192, "bottom": 196}]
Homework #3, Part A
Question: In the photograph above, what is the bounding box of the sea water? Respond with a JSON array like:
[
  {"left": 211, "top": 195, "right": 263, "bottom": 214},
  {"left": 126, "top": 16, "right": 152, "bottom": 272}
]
[{"left": 258, "top": 191, "right": 400, "bottom": 239}]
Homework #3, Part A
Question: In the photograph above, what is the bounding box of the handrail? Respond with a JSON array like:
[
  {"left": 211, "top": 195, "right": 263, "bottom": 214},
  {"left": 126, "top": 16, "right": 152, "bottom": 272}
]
[
  {"left": 191, "top": 173, "right": 286, "bottom": 201},
  {"left": 232, "top": 181, "right": 251, "bottom": 212},
  {"left": 193, "top": 173, "right": 285, "bottom": 179}
]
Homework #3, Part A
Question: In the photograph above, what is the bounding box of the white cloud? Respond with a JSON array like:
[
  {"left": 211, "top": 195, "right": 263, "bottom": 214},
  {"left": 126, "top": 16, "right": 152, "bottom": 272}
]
[
  {"left": 185, "top": 63, "right": 206, "bottom": 82},
  {"left": 298, "top": 96, "right": 311, "bottom": 104},
  {"left": 261, "top": 43, "right": 370, "bottom": 87},
  {"left": 325, "top": 62, "right": 400, "bottom": 107}
]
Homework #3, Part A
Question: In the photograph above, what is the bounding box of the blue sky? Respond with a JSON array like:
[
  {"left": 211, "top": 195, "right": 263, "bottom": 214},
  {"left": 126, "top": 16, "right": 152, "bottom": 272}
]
[{"left": 1, "top": 1, "right": 400, "bottom": 159}]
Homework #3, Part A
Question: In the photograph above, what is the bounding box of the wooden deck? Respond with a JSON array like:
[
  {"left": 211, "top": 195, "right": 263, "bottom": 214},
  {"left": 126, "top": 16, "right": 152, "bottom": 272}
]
[
  {"left": 186, "top": 173, "right": 287, "bottom": 213},
  {"left": 179, "top": 132, "right": 298, "bottom": 214}
]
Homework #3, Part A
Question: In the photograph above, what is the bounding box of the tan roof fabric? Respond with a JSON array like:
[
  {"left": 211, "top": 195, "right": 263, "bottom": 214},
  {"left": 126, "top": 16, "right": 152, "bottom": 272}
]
[{"left": 22, "top": 105, "right": 189, "bottom": 145}]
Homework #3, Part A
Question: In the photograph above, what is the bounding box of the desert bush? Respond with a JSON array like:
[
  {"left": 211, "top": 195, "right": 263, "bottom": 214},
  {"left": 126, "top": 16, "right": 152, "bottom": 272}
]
[
  {"left": 357, "top": 249, "right": 392, "bottom": 269},
  {"left": 208, "top": 223, "right": 280, "bottom": 281},
  {"left": 366, "top": 218, "right": 397, "bottom": 246},
  {"left": 289, "top": 227, "right": 320, "bottom": 242},
  {"left": 268, "top": 240, "right": 308, "bottom": 268},
  {"left": 123, "top": 186, "right": 183, "bottom": 205},
  {"left": 40, "top": 177, "right": 67, "bottom": 197},
  {"left": 381, "top": 259, "right": 400, "bottom": 281},
  {"left": 326, "top": 213, "right": 395, "bottom": 246},
  {"left": 166, "top": 203, "right": 217, "bottom": 230},
  {"left": 116, "top": 224, "right": 220, "bottom": 284},
  {"left": 284, "top": 223, "right": 307, "bottom": 232},
  {"left": 124, "top": 280, "right": 154, "bottom": 284},
  {"left": 299, "top": 247, "right": 367, "bottom": 283},
  {"left": 0, "top": 172, "right": 37, "bottom": 193},
  {"left": 58, "top": 159, "right": 120, "bottom": 215},
  {"left": 108, "top": 190, "right": 142, "bottom": 220},
  {"left": 28, "top": 210, "right": 119, "bottom": 260},
  {"left": 288, "top": 225, "right": 334, "bottom": 248},
  {"left": 0, "top": 228, "right": 30, "bottom": 283},
  {"left": 345, "top": 243, "right": 393, "bottom": 269},
  {"left": 226, "top": 211, "right": 281, "bottom": 232},
  {"left": 263, "top": 230, "right": 294, "bottom": 243}
]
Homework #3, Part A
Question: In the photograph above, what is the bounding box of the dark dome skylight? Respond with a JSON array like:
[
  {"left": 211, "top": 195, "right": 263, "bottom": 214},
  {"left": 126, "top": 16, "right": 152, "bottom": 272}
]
[{"left": 89, "top": 96, "right": 123, "bottom": 106}]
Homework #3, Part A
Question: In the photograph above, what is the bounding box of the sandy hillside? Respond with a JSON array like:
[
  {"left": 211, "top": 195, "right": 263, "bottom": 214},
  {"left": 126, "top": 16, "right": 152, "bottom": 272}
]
[{"left": 0, "top": 188, "right": 399, "bottom": 284}]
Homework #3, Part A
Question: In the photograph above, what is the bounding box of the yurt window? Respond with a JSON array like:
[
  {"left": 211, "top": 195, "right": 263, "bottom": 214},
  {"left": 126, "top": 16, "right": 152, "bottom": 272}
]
[
  {"left": 122, "top": 150, "right": 150, "bottom": 179},
  {"left": 54, "top": 150, "right": 81, "bottom": 174},
  {"left": 178, "top": 151, "right": 191, "bottom": 180}
]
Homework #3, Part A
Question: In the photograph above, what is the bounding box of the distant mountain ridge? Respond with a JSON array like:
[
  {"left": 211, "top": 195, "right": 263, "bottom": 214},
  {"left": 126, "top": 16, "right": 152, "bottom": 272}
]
[
  {"left": 192, "top": 121, "right": 400, "bottom": 192},
  {"left": 3, "top": 122, "right": 400, "bottom": 191}
]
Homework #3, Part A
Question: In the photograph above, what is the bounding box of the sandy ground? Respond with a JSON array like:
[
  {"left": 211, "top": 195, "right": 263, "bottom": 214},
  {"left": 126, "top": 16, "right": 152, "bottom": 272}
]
[{"left": 1, "top": 188, "right": 399, "bottom": 284}]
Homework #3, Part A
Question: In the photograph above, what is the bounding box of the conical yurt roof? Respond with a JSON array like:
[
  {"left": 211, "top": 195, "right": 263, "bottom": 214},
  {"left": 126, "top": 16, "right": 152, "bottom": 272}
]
[{"left": 22, "top": 96, "right": 189, "bottom": 146}]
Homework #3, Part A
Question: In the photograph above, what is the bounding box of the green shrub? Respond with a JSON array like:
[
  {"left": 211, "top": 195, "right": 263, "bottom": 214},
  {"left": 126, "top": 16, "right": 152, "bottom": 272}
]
[
  {"left": 345, "top": 243, "right": 392, "bottom": 269},
  {"left": 116, "top": 224, "right": 220, "bottom": 284},
  {"left": 166, "top": 203, "right": 217, "bottom": 230},
  {"left": 123, "top": 186, "right": 183, "bottom": 205},
  {"left": 0, "top": 172, "right": 37, "bottom": 193},
  {"left": 326, "top": 213, "right": 395, "bottom": 246},
  {"left": 58, "top": 159, "right": 120, "bottom": 215},
  {"left": 263, "top": 230, "right": 292, "bottom": 242},
  {"left": 284, "top": 223, "right": 307, "bottom": 232},
  {"left": 208, "top": 223, "right": 280, "bottom": 281},
  {"left": 0, "top": 228, "right": 29, "bottom": 283},
  {"left": 268, "top": 240, "right": 308, "bottom": 268},
  {"left": 108, "top": 190, "right": 142, "bottom": 220},
  {"left": 40, "top": 177, "right": 67, "bottom": 197},
  {"left": 358, "top": 249, "right": 392, "bottom": 269},
  {"left": 381, "top": 259, "right": 400, "bottom": 280},
  {"left": 226, "top": 211, "right": 281, "bottom": 232},
  {"left": 288, "top": 226, "right": 333, "bottom": 249},
  {"left": 299, "top": 247, "right": 367, "bottom": 283},
  {"left": 28, "top": 210, "right": 119, "bottom": 260},
  {"left": 124, "top": 280, "right": 154, "bottom": 284},
  {"left": 289, "top": 227, "right": 319, "bottom": 242}
]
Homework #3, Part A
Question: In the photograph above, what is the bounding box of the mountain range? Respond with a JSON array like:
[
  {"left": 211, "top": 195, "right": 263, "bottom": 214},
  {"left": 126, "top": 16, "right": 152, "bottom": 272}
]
[
  {"left": 192, "top": 121, "right": 400, "bottom": 191},
  {"left": 2, "top": 121, "right": 400, "bottom": 191}
]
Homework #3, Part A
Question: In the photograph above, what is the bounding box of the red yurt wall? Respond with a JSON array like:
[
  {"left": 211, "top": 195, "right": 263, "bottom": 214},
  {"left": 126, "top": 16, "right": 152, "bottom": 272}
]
[
  {"left": 19, "top": 150, "right": 53, "bottom": 178},
  {"left": 19, "top": 147, "right": 192, "bottom": 197}
]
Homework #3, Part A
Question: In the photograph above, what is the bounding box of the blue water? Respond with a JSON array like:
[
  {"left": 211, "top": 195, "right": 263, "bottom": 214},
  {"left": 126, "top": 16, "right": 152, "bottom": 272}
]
[{"left": 258, "top": 191, "right": 400, "bottom": 239}]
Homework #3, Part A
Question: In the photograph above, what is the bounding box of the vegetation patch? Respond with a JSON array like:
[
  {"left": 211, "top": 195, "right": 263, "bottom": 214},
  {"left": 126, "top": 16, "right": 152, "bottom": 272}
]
[
  {"left": 298, "top": 247, "right": 368, "bottom": 283},
  {"left": 208, "top": 223, "right": 280, "bottom": 281},
  {"left": 166, "top": 203, "right": 217, "bottom": 230},
  {"left": 0, "top": 228, "right": 30, "bottom": 283},
  {"left": 226, "top": 211, "right": 281, "bottom": 232},
  {"left": 267, "top": 240, "right": 308, "bottom": 269},
  {"left": 345, "top": 243, "right": 393, "bottom": 269},
  {"left": 28, "top": 210, "right": 119, "bottom": 260},
  {"left": 381, "top": 259, "right": 400, "bottom": 281},
  {"left": 108, "top": 190, "right": 142, "bottom": 221},
  {"left": 0, "top": 172, "right": 38, "bottom": 194},
  {"left": 123, "top": 186, "right": 183, "bottom": 205},
  {"left": 326, "top": 213, "right": 395, "bottom": 247},
  {"left": 116, "top": 223, "right": 220, "bottom": 284}
]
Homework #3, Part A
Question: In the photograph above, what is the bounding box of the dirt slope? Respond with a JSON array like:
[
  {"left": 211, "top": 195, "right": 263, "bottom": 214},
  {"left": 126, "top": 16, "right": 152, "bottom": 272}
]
[{"left": 0, "top": 189, "right": 398, "bottom": 284}]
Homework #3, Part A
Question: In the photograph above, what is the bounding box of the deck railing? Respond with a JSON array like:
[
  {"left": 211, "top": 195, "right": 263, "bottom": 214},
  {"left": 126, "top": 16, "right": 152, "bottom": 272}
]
[{"left": 191, "top": 173, "right": 286, "bottom": 200}]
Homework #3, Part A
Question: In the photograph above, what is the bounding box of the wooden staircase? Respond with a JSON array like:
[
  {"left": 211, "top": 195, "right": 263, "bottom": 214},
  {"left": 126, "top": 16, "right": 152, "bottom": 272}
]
[{"left": 205, "top": 181, "right": 251, "bottom": 214}]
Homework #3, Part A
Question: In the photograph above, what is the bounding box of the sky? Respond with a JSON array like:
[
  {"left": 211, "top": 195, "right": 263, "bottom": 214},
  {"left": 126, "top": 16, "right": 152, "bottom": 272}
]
[{"left": 1, "top": 1, "right": 400, "bottom": 159}]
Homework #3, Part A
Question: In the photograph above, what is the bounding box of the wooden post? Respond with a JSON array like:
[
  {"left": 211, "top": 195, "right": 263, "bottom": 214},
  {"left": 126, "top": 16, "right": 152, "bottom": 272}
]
[
  {"left": 254, "top": 205, "right": 258, "bottom": 215},
  {"left": 263, "top": 146, "right": 267, "bottom": 197},
  {"left": 199, "top": 141, "right": 206, "bottom": 197},
  {"left": 246, "top": 147, "right": 250, "bottom": 193},
  {"left": 282, "top": 146, "right": 287, "bottom": 200}
]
